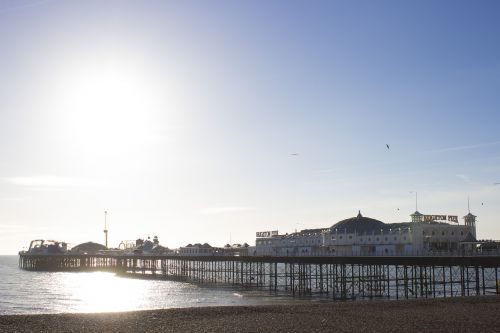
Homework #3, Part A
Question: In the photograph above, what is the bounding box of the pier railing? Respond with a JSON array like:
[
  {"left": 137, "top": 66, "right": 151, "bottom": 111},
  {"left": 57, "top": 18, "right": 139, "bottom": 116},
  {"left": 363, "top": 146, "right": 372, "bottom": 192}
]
[{"left": 19, "top": 253, "right": 500, "bottom": 300}]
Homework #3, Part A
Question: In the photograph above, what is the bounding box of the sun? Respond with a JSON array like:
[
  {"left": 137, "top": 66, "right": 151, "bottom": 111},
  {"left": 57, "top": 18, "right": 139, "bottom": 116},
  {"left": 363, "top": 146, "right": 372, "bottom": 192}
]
[{"left": 52, "top": 58, "right": 168, "bottom": 156}]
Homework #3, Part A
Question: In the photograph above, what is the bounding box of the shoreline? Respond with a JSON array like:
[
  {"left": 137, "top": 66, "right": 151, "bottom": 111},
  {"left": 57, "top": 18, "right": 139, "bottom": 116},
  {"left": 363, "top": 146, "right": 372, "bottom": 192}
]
[{"left": 1, "top": 296, "right": 499, "bottom": 332}]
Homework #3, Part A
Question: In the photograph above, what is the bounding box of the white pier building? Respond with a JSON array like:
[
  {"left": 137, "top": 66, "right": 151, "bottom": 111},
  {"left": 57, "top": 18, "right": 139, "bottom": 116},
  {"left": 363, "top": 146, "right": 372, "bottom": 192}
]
[{"left": 255, "top": 210, "right": 479, "bottom": 256}]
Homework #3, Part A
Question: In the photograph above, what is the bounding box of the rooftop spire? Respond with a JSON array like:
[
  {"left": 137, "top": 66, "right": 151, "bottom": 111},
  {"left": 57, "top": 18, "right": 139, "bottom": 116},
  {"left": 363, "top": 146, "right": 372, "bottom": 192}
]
[
  {"left": 410, "top": 191, "right": 418, "bottom": 211},
  {"left": 357, "top": 210, "right": 362, "bottom": 218},
  {"left": 104, "top": 211, "right": 108, "bottom": 248}
]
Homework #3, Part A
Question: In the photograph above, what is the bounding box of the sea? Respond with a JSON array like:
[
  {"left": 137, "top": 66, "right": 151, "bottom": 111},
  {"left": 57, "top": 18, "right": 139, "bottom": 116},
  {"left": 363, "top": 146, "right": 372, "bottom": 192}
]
[{"left": 0, "top": 255, "right": 303, "bottom": 315}]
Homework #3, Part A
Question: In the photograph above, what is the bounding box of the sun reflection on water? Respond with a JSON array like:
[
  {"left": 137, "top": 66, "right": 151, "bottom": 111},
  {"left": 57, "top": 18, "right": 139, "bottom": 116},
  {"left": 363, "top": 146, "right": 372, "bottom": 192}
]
[
  {"left": 60, "top": 272, "right": 146, "bottom": 313},
  {"left": 1, "top": 256, "right": 308, "bottom": 315}
]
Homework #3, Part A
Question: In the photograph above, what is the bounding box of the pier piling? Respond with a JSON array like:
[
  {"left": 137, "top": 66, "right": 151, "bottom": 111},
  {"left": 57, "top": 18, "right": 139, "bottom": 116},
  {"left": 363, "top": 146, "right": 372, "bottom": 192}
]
[{"left": 18, "top": 253, "right": 500, "bottom": 300}]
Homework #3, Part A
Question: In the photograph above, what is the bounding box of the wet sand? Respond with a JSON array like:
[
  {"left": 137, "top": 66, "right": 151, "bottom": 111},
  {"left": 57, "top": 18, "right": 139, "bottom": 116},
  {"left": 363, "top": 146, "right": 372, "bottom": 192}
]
[{"left": 1, "top": 296, "right": 499, "bottom": 332}]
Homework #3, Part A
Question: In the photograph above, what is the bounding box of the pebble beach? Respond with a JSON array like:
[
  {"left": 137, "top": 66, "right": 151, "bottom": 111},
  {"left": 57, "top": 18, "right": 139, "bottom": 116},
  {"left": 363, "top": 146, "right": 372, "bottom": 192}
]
[{"left": 1, "top": 296, "right": 499, "bottom": 333}]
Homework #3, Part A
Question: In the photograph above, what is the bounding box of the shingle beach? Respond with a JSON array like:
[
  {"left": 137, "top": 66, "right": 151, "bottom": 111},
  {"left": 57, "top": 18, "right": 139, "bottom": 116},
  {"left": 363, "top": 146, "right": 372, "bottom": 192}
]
[{"left": 1, "top": 296, "right": 499, "bottom": 333}]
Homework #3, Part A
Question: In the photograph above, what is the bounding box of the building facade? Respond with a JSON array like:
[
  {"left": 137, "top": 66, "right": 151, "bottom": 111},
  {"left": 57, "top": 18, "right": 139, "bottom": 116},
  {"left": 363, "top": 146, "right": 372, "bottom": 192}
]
[
  {"left": 255, "top": 210, "right": 478, "bottom": 256},
  {"left": 178, "top": 243, "right": 250, "bottom": 256}
]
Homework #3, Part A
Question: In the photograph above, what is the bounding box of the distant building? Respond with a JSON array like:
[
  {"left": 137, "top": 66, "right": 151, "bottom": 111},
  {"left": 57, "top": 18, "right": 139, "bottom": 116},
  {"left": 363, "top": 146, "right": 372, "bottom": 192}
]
[
  {"left": 178, "top": 242, "right": 250, "bottom": 256},
  {"left": 221, "top": 243, "right": 250, "bottom": 256},
  {"left": 179, "top": 243, "right": 216, "bottom": 256},
  {"left": 255, "top": 210, "right": 480, "bottom": 256},
  {"left": 118, "top": 236, "right": 172, "bottom": 255},
  {"left": 255, "top": 228, "right": 324, "bottom": 256}
]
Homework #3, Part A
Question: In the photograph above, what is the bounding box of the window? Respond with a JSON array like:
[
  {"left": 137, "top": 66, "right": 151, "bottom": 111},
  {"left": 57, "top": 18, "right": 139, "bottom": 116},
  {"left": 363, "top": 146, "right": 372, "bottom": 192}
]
[
  {"left": 441, "top": 231, "right": 445, "bottom": 236},
  {"left": 461, "top": 231, "right": 464, "bottom": 236},
  {"left": 385, "top": 237, "right": 388, "bottom": 241},
  {"left": 376, "top": 237, "right": 380, "bottom": 242},
  {"left": 394, "top": 237, "right": 397, "bottom": 241},
  {"left": 451, "top": 232, "right": 454, "bottom": 236},
  {"left": 349, "top": 235, "right": 352, "bottom": 239},
  {"left": 339, "top": 236, "right": 343, "bottom": 239},
  {"left": 432, "top": 231, "right": 435, "bottom": 236}
]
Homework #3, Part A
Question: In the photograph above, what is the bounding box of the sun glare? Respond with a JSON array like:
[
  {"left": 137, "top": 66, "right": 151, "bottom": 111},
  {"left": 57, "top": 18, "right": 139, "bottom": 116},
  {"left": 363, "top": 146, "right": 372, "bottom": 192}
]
[
  {"left": 53, "top": 60, "right": 169, "bottom": 156},
  {"left": 61, "top": 272, "right": 146, "bottom": 313}
]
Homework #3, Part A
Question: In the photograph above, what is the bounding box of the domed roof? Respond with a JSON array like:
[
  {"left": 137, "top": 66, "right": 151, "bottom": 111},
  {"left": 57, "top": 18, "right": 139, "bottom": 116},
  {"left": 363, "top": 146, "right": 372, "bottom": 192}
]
[
  {"left": 71, "top": 242, "right": 107, "bottom": 254},
  {"left": 330, "top": 211, "right": 386, "bottom": 234}
]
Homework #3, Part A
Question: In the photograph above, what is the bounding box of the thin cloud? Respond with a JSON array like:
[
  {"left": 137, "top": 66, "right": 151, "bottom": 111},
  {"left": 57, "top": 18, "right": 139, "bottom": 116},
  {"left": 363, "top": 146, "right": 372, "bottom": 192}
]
[
  {"left": 4, "top": 175, "right": 97, "bottom": 188},
  {"left": 0, "top": 0, "right": 55, "bottom": 14},
  {"left": 424, "top": 140, "right": 500, "bottom": 154},
  {"left": 455, "top": 174, "right": 471, "bottom": 183},
  {"left": 0, "top": 224, "right": 47, "bottom": 233},
  {"left": 201, "top": 206, "right": 256, "bottom": 215},
  {"left": 0, "top": 196, "right": 28, "bottom": 201}
]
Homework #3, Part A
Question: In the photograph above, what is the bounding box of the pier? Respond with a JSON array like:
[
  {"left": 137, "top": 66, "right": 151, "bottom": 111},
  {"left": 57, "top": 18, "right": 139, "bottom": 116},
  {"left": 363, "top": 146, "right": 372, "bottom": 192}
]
[{"left": 19, "top": 254, "right": 500, "bottom": 300}]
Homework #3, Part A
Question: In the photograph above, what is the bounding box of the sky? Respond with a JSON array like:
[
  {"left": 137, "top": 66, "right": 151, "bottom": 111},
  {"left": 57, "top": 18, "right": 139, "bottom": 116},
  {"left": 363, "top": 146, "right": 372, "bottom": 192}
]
[{"left": 0, "top": 0, "right": 499, "bottom": 254}]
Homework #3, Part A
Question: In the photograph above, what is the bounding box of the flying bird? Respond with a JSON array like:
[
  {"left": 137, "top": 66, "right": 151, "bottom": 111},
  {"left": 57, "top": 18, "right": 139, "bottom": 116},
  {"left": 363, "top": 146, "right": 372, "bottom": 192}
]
[
  {"left": 290, "top": 153, "right": 299, "bottom": 156},
  {"left": 494, "top": 183, "right": 500, "bottom": 185},
  {"left": 386, "top": 144, "right": 390, "bottom": 150}
]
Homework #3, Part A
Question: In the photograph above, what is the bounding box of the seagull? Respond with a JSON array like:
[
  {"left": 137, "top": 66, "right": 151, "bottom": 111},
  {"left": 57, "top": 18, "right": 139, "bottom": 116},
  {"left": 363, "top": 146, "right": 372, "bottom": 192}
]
[
  {"left": 386, "top": 144, "right": 390, "bottom": 150},
  {"left": 290, "top": 153, "right": 299, "bottom": 156},
  {"left": 482, "top": 202, "right": 484, "bottom": 206}
]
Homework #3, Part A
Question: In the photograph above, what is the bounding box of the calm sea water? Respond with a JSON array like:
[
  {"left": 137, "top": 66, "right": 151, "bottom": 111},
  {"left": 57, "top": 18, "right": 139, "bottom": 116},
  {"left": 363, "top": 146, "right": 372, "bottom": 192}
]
[{"left": 0, "top": 255, "right": 302, "bottom": 315}]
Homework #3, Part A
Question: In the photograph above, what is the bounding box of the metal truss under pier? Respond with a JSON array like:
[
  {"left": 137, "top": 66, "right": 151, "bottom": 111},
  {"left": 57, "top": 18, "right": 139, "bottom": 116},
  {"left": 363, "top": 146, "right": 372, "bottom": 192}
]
[{"left": 19, "top": 254, "right": 500, "bottom": 300}]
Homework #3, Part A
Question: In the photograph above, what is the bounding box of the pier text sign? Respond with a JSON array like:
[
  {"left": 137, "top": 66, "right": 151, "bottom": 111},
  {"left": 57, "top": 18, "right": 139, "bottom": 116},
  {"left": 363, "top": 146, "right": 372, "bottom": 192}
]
[
  {"left": 256, "top": 231, "right": 278, "bottom": 238},
  {"left": 423, "top": 215, "right": 458, "bottom": 223}
]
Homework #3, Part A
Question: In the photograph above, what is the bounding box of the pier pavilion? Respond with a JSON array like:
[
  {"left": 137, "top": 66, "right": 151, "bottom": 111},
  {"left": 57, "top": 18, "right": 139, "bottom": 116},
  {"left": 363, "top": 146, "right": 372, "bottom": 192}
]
[{"left": 255, "top": 210, "right": 479, "bottom": 256}]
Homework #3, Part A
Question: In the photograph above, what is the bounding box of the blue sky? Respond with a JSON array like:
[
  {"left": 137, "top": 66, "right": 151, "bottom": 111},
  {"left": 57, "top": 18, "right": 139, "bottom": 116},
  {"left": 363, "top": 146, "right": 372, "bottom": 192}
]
[{"left": 0, "top": 0, "right": 499, "bottom": 253}]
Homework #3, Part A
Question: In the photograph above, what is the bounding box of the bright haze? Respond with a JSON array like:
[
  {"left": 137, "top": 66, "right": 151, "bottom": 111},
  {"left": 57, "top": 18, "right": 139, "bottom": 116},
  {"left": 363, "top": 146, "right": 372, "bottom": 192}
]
[{"left": 1, "top": 1, "right": 499, "bottom": 254}]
